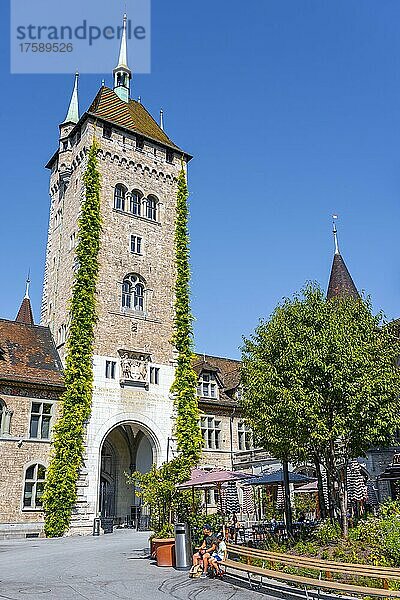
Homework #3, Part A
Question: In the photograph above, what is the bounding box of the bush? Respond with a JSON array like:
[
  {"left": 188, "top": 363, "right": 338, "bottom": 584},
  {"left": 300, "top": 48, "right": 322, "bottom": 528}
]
[{"left": 314, "top": 519, "right": 341, "bottom": 545}]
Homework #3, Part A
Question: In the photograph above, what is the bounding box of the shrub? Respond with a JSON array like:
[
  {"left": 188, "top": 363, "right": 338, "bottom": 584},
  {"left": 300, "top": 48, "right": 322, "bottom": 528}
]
[{"left": 314, "top": 520, "right": 341, "bottom": 545}]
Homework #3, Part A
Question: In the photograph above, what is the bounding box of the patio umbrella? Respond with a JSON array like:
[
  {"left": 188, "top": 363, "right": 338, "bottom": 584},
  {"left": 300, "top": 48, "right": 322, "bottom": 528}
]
[
  {"left": 245, "top": 469, "right": 315, "bottom": 486},
  {"left": 177, "top": 468, "right": 251, "bottom": 489},
  {"left": 365, "top": 479, "right": 379, "bottom": 506},
  {"left": 241, "top": 485, "right": 255, "bottom": 515},
  {"left": 294, "top": 480, "right": 318, "bottom": 493},
  {"left": 276, "top": 484, "right": 285, "bottom": 510},
  {"left": 225, "top": 481, "right": 240, "bottom": 515},
  {"left": 347, "top": 460, "right": 366, "bottom": 502}
]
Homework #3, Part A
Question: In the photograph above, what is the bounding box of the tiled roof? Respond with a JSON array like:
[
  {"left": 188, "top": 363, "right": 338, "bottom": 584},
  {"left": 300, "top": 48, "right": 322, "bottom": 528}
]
[
  {"left": 88, "top": 86, "right": 182, "bottom": 151},
  {"left": 0, "top": 319, "right": 64, "bottom": 388},
  {"left": 327, "top": 253, "right": 359, "bottom": 300},
  {"left": 15, "top": 297, "right": 34, "bottom": 325},
  {"left": 193, "top": 353, "right": 241, "bottom": 394}
]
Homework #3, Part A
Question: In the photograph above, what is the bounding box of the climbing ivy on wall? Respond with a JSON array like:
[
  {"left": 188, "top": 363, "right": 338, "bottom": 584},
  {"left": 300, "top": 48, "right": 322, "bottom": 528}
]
[
  {"left": 170, "top": 165, "right": 203, "bottom": 467},
  {"left": 43, "top": 140, "right": 101, "bottom": 537}
]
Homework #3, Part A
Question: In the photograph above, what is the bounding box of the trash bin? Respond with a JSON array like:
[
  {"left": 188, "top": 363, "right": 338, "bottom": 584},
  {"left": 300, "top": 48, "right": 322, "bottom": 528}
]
[
  {"left": 153, "top": 538, "right": 175, "bottom": 566},
  {"left": 93, "top": 517, "right": 101, "bottom": 536},
  {"left": 101, "top": 517, "right": 114, "bottom": 534},
  {"left": 174, "top": 523, "right": 191, "bottom": 570}
]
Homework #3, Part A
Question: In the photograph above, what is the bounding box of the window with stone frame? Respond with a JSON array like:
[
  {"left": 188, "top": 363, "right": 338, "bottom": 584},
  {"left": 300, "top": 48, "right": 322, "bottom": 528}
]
[
  {"left": 145, "top": 195, "right": 158, "bottom": 221},
  {"left": 29, "top": 402, "right": 53, "bottom": 440},
  {"left": 114, "top": 184, "right": 127, "bottom": 211},
  {"left": 105, "top": 360, "right": 116, "bottom": 379},
  {"left": 130, "top": 234, "right": 142, "bottom": 255},
  {"left": 103, "top": 124, "right": 112, "bottom": 139},
  {"left": 149, "top": 366, "right": 160, "bottom": 384},
  {"left": 0, "top": 398, "right": 12, "bottom": 436},
  {"left": 129, "top": 190, "right": 142, "bottom": 216},
  {"left": 197, "top": 371, "right": 218, "bottom": 399},
  {"left": 200, "top": 415, "right": 221, "bottom": 450},
  {"left": 166, "top": 149, "right": 174, "bottom": 164},
  {"left": 121, "top": 273, "right": 146, "bottom": 312},
  {"left": 205, "top": 488, "right": 220, "bottom": 506},
  {"left": 23, "top": 464, "right": 46, "bottom": 510},
  {"left": 238, "top": 421, "right": 253, "bottom": 451}
]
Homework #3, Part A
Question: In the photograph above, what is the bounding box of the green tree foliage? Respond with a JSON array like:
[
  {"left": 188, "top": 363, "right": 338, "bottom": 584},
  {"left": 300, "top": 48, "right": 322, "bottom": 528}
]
[
  {"left": 43, "top": 140, "right": 101, "bottom": 537},
  {"left": 241, "top": 283, "right": 400, "bottom": 535},
  {"left": 171, "top": 165, "right": 202, "bottom": 465}
]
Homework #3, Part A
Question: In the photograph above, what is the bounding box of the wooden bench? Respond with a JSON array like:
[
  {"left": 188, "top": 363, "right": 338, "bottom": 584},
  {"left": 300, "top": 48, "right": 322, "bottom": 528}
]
[{"left": 223, "top": 543, "right": 400, "bottom": 598}]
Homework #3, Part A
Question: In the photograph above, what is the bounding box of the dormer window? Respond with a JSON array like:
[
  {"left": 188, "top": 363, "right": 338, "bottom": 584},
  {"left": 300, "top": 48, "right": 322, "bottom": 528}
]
[{"left": 197, "top": 371, "right": 218, "bottom": 399}]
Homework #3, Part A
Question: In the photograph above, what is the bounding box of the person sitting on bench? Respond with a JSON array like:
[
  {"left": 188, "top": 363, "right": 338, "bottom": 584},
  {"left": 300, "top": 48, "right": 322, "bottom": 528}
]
[
  {"left": 192, "top": 524, "right": 217, "bottom": 578},
  {"left": 209, "top": 533, "right": 227, "bottom": 577}
]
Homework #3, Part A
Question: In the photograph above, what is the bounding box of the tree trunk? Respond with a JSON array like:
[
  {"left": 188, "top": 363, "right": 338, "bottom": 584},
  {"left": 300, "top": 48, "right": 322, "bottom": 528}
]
[
  {"left": 282, "top": 460, "right": 293, "bottom": 537},
  {"left": 314, "top": 455, "right": 327, "bottom": 520}
]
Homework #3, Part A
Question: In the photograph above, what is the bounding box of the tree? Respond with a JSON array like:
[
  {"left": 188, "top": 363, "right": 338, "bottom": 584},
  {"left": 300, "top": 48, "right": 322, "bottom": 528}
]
[
  {"left": 170, "top": 165, "right": 203, "bottom": 466},
  {"left": 43, "top": 140, "right": 101, "bottom": 537},
  {"left": 241, "top": 283, "right": 400, "bottom": 536}
]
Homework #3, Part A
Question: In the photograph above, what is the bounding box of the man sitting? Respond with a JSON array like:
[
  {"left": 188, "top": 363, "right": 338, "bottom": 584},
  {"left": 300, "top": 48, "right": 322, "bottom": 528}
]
[
  {"left": 209, "top": 533, "right": 227, "bottom": 577},
  {"left": 192, "top": 524, "right": 217, "bottom": 578}
]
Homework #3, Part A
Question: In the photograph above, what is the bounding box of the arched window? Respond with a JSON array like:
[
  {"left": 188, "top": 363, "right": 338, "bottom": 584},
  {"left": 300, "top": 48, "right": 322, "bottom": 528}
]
[
  {"left": 145, "top": 195, "right": 158, "bottom": 221},
  {"left": 121, "top": 274, "right": 146, "bottom": 312},
  {"left": 129, "top": 189, "right": 142, "bottom": 216},
  {"left": 23, "top": 464, "right": 46, "bottom": 509},
  {"left": 114, "top": 184, "right": 126, "bottom": 211},
  {"left": 0, "top": 399, "right": 12, "bottom": 436}
]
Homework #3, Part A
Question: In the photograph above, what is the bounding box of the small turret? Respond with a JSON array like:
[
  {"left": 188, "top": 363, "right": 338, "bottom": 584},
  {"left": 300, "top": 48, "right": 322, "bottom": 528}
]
[
  {"left": 327, "top": 216, "right": 359, "bottom": 300},
  {"left": 16, "top": 277, "right": 34, "bottom": 325}
]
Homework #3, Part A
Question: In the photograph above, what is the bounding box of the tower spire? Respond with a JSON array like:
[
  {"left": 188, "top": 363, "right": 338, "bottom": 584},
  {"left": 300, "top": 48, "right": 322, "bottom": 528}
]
[
  {"left": 327, "top": 216, "right": 359, "bottom": 300},
  {"left": 113, "top": 14, "right": 132, "bottom": 103},
  {"left": 16, "top": 274, "right": 34, "bottom": 325},
  {"left": 63, "top": 72, "right": 80, "bottom": 124}
]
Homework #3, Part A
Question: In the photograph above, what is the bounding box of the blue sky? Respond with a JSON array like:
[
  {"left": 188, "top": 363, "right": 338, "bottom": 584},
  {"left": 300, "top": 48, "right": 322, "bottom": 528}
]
[{"left": 1, "top": 0, "right": 400, "bottom": 359}]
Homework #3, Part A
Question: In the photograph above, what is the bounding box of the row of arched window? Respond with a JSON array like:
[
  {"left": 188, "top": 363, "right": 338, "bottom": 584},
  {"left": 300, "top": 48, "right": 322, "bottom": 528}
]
[{"left": 114, "top": 185, "right": 158, "bottom": 221}]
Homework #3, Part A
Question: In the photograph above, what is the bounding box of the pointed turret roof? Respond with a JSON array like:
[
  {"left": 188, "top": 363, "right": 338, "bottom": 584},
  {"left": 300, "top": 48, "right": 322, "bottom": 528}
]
[
  {"left": 115, "top": 14, "right": 129, "bottom": 70},
  {"left": 63, "top": 72, "right": 80, "bottom": 125},
  {"left": 15, "top": 278, "right": 34, "bottom": 325},
  {"left": 327, "top": 221, "right": 359, "bottom": 300}
]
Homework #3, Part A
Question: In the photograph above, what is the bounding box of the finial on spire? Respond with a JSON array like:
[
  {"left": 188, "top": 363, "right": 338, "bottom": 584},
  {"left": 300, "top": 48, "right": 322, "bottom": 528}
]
[
  {"left": 24, "top": 270, "right": 31, "bottom": 300},
  {"left": 63, "top": 72, "right": 80, "bottom": 124},
  {"left": 101, "top": 79, "right": 105, "bottom": 87},
  {"left": 160, "top": 109, "right": 164, "bottom": 131},
  {"left": 113, "top": 14, "right": 132, "bottom": 102},
  {"left": 332, "top": 214, "right": 340, "bottom": 255},
  {"left": 138, "top": 95, "right": 141, "bottom": 104}
]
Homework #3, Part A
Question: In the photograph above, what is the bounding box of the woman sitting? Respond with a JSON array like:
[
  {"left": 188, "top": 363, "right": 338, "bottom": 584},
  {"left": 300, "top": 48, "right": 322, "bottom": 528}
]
[{"left": 209, "top": 532, "right": 227, "bottom": 577}]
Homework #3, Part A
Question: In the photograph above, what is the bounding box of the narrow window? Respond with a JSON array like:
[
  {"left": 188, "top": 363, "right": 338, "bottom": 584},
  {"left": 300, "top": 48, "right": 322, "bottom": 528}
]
[
  {"left": 23, "top": 464, "right": 46, "bottom": 509},
  {"left": 103, "top": 124, "right": 112, "bottom": 139},
  {"left": 114, "top": 184, "right": 126, "bottom": 211},
  {"left": 136, "top": 135, "right": 144, "bottom": 150},
  {"left": 129, "top": 190, "right": 142, "bottom": 216},
  {"left": 122, "top": 280, "right": 131, "bottom": 308},
  {"left": 166, "top": 149, "right": 174, "bottom": 164},
  {"left": 150, "top": 366, "right": 160, "bottom": 384},
  {"left": 146, "top": 196, "right": 157, "bottom": 221},
  {"left": 130, "top": 235, "right": 142, "bottom": 255},
  {"left": 29, "top": 402, "right": 52, "bottom": 440},
  {"left": 105, "top": 360, "right": 116, "bottom": 379},
  {"left": 134, "top": 283, "right": 144, "bottom": 311},
  {"left": 238, "top": 421, "right": 253, "bottom": 451}
]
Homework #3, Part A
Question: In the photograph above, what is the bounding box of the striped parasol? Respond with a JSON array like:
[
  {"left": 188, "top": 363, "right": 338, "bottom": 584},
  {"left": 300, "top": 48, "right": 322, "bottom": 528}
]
[
  {"left": 276, "top": 484, "right": 285, "bottom": 510},
  {"left": 347, "top": 460, "right": 366, "bottom": 502},
  {"left": 225, "top": 481, "right": 241, "bottom": 514},
  {"left": 241, "top": 485, "right": 255, "bottom": 515}
]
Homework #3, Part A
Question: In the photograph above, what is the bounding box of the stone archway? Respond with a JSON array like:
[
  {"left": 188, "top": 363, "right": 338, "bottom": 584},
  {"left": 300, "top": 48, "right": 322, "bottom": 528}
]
[{"left": 98, "top": 422, "right": 155, "bottom": 524}]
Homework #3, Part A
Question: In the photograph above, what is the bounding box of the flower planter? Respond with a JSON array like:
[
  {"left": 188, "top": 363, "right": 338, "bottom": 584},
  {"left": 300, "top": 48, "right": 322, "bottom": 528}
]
[{"left": 151, "top": 538, "right": 175, "bottom": 567}]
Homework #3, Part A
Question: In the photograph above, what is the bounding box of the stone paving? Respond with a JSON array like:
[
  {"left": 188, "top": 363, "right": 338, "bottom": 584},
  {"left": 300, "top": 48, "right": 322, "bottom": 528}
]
[{"left": 0, "top": 530, "right": 277, "bottom": 600}]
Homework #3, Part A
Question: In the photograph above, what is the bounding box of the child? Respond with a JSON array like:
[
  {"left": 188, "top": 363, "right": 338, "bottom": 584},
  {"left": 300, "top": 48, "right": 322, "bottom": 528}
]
[{"left": 209, "top": 532, "right": 227, "bottom": 577}]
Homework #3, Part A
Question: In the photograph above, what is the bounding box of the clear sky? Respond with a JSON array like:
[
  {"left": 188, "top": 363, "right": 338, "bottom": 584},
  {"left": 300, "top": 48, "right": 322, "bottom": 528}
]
[{"left": 1, "top": 0, "right": 400, "bottom": 359}]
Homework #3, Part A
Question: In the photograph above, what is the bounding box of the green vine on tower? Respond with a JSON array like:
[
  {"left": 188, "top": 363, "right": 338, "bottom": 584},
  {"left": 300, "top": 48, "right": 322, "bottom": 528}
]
[
  {"left": 170, "top": 164, "right": 203, "bottom": 468},
  {"left": 43, "top": 140, "right": 102, "bottom": 537}
]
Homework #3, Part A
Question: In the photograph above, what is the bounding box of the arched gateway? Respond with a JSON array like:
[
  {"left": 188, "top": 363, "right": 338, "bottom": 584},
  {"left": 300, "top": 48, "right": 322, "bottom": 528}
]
[{"left": 98, "top": 421, "right": 159, "bottom": 524}]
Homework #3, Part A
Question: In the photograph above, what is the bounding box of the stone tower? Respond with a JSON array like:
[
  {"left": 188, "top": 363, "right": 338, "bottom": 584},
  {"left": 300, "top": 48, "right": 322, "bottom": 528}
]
[{"left": 41, "top": 17, "right": 190, "bottom": 532}]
